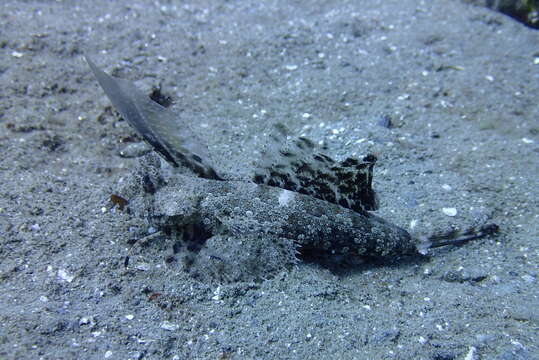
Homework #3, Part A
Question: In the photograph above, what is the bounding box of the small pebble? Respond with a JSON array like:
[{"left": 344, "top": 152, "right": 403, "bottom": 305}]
[
  {"left": 161, "top": 321, "right": 179, "bottom": 331},
  {"left": 442, "top": 207, "right": 457, "bottom": 217},
  {"left": 119, "top": 142, "right": 150, "bottom": 158},
  {"left": 475, "top": 333, "right": 496, "bottom": 345},
  {"left": 57, "top": 269, "right": 74, "bottom": 283},
  {"left": 135, "top": 263, "right": 151, "bottom": 271},
  {"left": 79, "top": 316, "right": 94, "bottom": 326}
]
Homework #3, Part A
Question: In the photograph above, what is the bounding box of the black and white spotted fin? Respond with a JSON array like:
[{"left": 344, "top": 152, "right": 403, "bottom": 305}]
[
  {"left": 86, "top": 57, "right": 222, "bottom": 180},
  {"left": 253, "top": 123, "right": 379, "bottom": 214}
]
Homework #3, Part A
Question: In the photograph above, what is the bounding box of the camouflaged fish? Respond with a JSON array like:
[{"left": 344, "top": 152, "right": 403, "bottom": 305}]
[{"left": 87, "top": 57, "right": 498, "bottom": 283}]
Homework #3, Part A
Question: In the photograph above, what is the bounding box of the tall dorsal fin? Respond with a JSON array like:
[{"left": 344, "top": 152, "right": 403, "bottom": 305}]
[
  {"left": 86, "top": 56, "right": 222, "bottom": 180},
  {"left": 253, "top": 123, "right": 378, "bottom": 214}
]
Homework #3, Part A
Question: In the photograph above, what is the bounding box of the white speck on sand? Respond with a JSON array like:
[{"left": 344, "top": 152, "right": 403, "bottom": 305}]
[
  {"left": 278, "top": 190, "right": 295, "bottom": 206},
  {"left": 57, "top": 269, "right": 74, "bottom": 283},
  {"left": 442, "top": 207, "right": 457, "bottom": 217},
  {"left": 160, "top": 321, "right": 179, "bottom": 331}
]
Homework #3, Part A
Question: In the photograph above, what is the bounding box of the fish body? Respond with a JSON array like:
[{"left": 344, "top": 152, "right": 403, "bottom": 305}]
[
  {"left": 123, "top": 153, "right": 414, "bottom": 282},
  {"left": 87, "top": 57, "right": 497, "bottom": 282}
]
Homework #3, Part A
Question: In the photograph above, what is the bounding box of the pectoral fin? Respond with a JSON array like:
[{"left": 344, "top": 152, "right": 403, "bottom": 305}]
[{"left": 86, "top": 56, "right": 221, "bottom": 180}]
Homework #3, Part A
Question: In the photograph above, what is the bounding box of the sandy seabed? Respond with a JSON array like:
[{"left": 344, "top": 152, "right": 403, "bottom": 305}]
[{"left": 1, "top": 1, "right": 538, "bottom": 359}]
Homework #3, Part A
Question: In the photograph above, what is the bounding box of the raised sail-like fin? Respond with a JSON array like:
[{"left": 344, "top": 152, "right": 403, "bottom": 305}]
[
  {"left": 253, "top": 123, "right": 378, "bottom": 214},
  {"left": 86, "top": 56, "right": 221, "bottom": 180}
]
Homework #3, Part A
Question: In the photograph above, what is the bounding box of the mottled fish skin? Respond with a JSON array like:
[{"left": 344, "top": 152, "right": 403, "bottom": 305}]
[
  {"left": 121, "top": 153, "right": 415, "bottom": 282},
  {"left": 158, "top": 172, "right": 414, "bottom": 257},
  {"left": 86, "top": 57, "right": 222, "bottom": 180}
]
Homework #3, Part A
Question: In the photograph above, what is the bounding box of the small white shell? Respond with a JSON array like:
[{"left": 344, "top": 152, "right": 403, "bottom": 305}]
[{"left": 442, "top": 207, "right": 458, "bottom": 217}]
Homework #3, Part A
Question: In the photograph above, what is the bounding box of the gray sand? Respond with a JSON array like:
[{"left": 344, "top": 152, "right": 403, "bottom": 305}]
[{"left": 1, "top": 1, "right": 538, "bottom": 359}]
